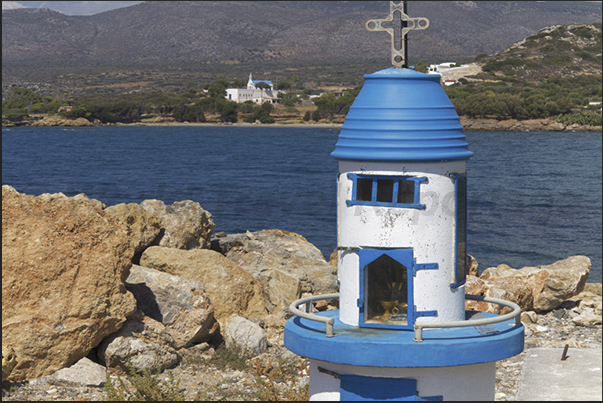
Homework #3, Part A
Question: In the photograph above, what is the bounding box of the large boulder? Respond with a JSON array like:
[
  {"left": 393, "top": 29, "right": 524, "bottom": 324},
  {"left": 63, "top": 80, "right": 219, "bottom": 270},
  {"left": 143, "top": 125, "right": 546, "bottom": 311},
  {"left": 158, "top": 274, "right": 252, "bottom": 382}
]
[
  {"left": 139, "top": 199, "right": 215, "bottom": 250},
  {"left": 2, "top": 186, "right": 137, "bottom": 381},
  {"left": 212, "top": 229, "right": 338, "bottom": 312},
  {"left": 97, "top": 310, "right": 179, "bottom": 374},
  {"left": 105, "top": 203, "right": 162, "bottom": 263},
  {"left": 224, "top": 316, "right": 268, "bottom": 358},
  {"left": 2, "top": 346, "right": 17, "bottom": 382},
  {"left": 126, "top": 265, "right": 219, "bottom": 349},
  {"left": 140, "top": 246, "right": 267, "bottom": 321},
  {"left": 31, "top": 357, "right": 107, "bottom": 387},
  {"left": 465, "top": 275, "right": 534, "bottom": 314},
  {"left": 466, "top": 256, "right": 591, "bottom": 313}
]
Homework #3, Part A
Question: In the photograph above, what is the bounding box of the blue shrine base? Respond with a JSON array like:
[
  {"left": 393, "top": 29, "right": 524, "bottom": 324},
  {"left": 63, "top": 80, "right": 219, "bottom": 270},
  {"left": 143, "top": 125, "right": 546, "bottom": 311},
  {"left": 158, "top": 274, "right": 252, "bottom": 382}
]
[{"left": 284, "top": 310, "right": 524, "bottom": 368}]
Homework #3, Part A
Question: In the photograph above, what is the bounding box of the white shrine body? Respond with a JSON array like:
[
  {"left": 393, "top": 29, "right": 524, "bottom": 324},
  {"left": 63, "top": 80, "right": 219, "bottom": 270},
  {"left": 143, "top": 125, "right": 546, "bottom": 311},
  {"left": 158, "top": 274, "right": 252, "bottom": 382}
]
[{"left": 284, "top": 68, "right": 524, "bottom": 401}]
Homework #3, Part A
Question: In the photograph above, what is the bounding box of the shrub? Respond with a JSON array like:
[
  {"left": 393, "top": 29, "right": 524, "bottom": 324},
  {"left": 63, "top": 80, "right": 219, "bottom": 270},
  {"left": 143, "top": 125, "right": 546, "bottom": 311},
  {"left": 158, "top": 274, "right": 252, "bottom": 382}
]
[
  {"left": 104, "top": 361, "right": 185, "bottom": 401},
  {"left": 311, "top": 110, "right": 321, "bottom": 122},
  {"left": 555, "top": 110, "right": 602, "bottom": 126},
  {"left": 2, "top": 108, "right": 29, "bottom": 121},
  {"left": 542, "top": 55, "right": 572, "bottom": 66},
  {"left": 260, "top": 114, "right": 275, "bottom": 124}
]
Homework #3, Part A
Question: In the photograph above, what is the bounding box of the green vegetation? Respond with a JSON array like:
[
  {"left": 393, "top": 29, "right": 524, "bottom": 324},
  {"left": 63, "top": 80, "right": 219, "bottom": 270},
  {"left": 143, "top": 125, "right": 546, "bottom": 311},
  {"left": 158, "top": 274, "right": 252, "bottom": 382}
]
[
  {"left": 446, "top": 74, "right": 601, "bottom": 122},
  {"left": 310, "top": 88, "right": 360, "bottom": 121},
  {"left": 3, "top": 22, "right": 601, "bottom": 128},
  {"left": 556, "top": 110, "right": 602, "bottom": 126},
  {"left": 104, "top": 361, "right": 186, "bottom": 401},
  {"left": 177, "top": 343, "right": 309, "bottom": 401},
  {"left": 2, "top": 86, "right": 65, "bottom": 121},
  {"left": 244, "top": 101, "right": 275, "bottom": 123},
  {"left": 443, "top": 22, "right": 601, "bottom": 125},
  {"left": 468, "top": 22, "right": 601, "bottom": 81}
]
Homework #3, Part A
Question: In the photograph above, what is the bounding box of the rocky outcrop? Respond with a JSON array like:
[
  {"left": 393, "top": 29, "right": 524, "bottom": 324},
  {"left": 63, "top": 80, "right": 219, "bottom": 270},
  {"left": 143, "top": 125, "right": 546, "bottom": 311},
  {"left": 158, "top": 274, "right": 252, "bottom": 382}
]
[
  {"left": 126, "top": 265, "right": 219, "bottom": 349},
  {"left": 140, "top": 246, "right": 267, "bottom": 321},
  {"left": 30, "top": 357, "right": 107, "bottom": 387},
  {"left": 460, "top": 117, "right": 570, "bottom": 132},
  {"left": 224, "top": 316, "right": 268, "bottom": 358},
  {"left": 105, "top": 203, "right": 162, "bottom": 263},
  {"left": 2, "top": 346, "right": 17, "bottom": 383},
  {"left": 459, "top": 117, "right": 602, "bottom": 132},
  {"left": 97, "top": 310, "right": 179, "bottom": 374},
  {"left": 212, "top": 229, "right": 338, "bottom": 313},
  {"left": 30, "top": 115, "right": 94, "bottom": 127},
  {"left": 2, "top": 186, "right": 137, "bottom": 382},
  {"left": 139, "top": 199, "right": 215, "bottom": 250},
  {"left": 465, "top": 275, "right": 535, "bottom": 314},
  {"left": 562, "top": 286, "right": 603, "bottom": 327},
  {"left": 466, "top": 256, "right": 591, "bottom": 313}
]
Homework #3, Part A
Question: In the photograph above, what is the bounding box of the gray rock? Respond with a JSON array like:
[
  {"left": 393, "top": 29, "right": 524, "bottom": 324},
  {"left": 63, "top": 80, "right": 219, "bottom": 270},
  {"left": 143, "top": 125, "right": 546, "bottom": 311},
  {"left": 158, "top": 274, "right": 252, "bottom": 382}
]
[
  {"left": 126, "top": 265, "right": 219, "bottom": 349},
  {"left": 97, "top": 310, "right": 179, "bottom": 374},
  {"left": 470, "top": 256, "right": 591, "bottom": 313},
  {"left": 139, "top": 246, "right": 267, "bottom": 321},
  {"left": 212, "top": 229, "right": 338, "bottom": 313},
  {"left": 572, "top": 314, "right": 602, "bottom": 327},
  {"left": 42, "top": 357, "right": 106, "bottom": 387},
  {"left": 224, "top": 316, "right": 268, "bottom": 358},
  {"left": 467, "top": 254, "right": 478, "bottom": 277},
  {"left": 520, "top": 311, "right": 539, "bottom": 324},
  {"left": 139, "top": 199, "right": 215, "bottom": 250}
]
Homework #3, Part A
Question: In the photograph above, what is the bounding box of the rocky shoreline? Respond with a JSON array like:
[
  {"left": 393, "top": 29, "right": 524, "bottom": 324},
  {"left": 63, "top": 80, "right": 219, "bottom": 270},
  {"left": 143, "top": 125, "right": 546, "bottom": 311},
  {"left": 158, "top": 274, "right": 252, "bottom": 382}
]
[
  {"left": 2, "top": 297, "right": 601, "bottom": 401},
  {"left": 2, "top": 186, "right": 601, "bottom": 401},
  {"left": 2, "top": 114, "right": 602, "bottom": 132}
]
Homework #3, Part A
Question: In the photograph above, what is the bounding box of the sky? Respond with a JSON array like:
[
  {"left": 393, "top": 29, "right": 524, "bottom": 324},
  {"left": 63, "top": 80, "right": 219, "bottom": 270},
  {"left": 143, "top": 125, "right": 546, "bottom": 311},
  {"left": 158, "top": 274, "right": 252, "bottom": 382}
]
[
  {"left": 3, "top": 1, "right": 600, "bottom": 16},
  {"left": 1, "top": 1, "right": 144, "bottom": 15}
]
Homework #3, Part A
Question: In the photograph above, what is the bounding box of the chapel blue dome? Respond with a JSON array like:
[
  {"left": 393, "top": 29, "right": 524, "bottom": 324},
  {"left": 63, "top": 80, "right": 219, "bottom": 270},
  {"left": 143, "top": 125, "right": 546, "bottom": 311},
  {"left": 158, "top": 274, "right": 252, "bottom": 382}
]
[{"left": 331, "top": 67, "right": 473, "bottom": 162}]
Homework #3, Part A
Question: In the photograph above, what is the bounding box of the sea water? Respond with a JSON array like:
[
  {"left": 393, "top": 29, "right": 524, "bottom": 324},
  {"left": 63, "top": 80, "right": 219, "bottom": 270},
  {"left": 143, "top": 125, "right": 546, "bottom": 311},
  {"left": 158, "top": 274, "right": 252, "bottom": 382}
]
[{"left": 2, "top": 126, "right": 601, "bottom": 282}]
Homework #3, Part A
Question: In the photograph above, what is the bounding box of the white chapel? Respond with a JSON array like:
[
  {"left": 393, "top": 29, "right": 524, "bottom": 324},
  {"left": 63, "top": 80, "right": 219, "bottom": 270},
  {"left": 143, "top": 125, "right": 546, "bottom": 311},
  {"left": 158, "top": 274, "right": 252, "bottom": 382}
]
[{"left": 225, "top": 73, "right": 279, "bottom": 104}]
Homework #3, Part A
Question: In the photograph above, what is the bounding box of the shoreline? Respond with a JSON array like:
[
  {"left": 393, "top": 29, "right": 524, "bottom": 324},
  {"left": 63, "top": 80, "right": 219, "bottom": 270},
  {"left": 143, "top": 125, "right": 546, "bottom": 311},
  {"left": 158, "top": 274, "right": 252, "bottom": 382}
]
[{"left": 3, "top": 117, "right": 601, "bottom": 132}]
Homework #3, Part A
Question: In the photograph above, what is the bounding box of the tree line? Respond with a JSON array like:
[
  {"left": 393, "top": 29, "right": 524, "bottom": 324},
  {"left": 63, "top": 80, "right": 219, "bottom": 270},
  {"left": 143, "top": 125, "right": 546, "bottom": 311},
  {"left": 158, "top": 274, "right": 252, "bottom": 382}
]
[{"left": 2, "top": 73, "right": 601, "bottom": 127}]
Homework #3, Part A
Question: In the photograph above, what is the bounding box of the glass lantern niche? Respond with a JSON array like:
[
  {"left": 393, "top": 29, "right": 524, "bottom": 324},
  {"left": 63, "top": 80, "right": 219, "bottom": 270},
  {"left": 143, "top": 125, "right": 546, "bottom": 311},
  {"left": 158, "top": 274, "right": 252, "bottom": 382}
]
[{"left": 359, "top": 249, "right": 415, "bottom": 329}]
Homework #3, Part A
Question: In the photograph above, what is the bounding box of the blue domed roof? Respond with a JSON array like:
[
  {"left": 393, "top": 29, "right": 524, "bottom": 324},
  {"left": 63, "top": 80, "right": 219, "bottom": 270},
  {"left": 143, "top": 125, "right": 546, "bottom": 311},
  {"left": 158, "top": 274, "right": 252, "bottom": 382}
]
[{"left": 331, "top": 68, "right": 473, "bottom": 162}]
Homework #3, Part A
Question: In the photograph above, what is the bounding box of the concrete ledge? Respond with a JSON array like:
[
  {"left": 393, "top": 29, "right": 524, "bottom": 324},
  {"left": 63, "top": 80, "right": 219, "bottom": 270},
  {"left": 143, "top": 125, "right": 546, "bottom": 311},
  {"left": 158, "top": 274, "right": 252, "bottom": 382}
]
[{"left": 517, "top": 347, "right": 603, "bottom": 401}]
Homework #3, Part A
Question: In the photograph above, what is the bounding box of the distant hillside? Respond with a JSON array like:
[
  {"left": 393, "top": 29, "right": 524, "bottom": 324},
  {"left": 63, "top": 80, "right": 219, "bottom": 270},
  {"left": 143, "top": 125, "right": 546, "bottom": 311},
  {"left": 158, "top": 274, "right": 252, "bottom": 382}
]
[
  {"left": 472, "top": 22, "right": 602, "bottom": 81},
  {"left": 442, "top": 22, "right": 601, "bottom": 128},
  {"left": 2, "top": 1, "right": 601, "bottom": 77}
]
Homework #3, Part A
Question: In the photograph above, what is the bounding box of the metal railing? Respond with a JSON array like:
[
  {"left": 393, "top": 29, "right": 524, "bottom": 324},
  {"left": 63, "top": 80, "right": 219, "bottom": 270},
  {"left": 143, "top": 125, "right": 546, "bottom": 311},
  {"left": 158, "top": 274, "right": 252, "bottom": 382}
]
[
  {"left": 289, "top": 293, "right": 340, "bottom": 337},
  {"left": 289, "top": 293, "right": 522, "bottom": 341},
  {"left": 414, "top": 294, "right": 522, "bottom": 341}
]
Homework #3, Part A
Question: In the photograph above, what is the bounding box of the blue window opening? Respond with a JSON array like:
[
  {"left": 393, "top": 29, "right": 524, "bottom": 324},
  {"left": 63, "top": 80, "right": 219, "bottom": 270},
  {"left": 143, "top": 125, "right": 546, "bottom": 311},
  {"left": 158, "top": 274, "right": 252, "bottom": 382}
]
[
  {"left": 347, "top": 173, "right": 427, "bottom": 209},
  {"left": 451, "top": 173, "right": 467, "bottom": 289},
  {"left": 358, "top": 248, "right": 414, "bottom": 330}
]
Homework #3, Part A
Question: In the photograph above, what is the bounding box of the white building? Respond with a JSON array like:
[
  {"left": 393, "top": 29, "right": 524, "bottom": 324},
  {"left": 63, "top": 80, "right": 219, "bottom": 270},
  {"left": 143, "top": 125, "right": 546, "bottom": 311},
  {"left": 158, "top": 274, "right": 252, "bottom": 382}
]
[
  {"left": 225, "top": 73, "right": 279, "bottom": 104},
  {"left": 427, "top": 62, "right": 458, "bottom": 74}
]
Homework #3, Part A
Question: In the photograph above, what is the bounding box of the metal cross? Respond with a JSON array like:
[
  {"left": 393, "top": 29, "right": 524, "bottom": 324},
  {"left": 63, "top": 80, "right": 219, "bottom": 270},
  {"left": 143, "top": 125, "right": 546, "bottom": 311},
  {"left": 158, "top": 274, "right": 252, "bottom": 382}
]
[{"left": 366, "top": 1, "right": 430, "bottom": 68}]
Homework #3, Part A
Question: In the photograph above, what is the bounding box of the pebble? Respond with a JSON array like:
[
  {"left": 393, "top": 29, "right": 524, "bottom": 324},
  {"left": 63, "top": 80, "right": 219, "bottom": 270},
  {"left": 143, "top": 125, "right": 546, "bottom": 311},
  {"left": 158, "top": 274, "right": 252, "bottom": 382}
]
[{"left": 3, "top": 307, "right": 601, "bottom": 401}]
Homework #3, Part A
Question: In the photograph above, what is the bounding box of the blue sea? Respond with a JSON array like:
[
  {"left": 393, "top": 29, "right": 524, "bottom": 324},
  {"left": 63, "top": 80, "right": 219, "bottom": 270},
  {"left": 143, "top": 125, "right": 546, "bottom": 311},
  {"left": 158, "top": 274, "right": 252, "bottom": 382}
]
[{"left": 2, "top": 126, "right": 601, "bottom": 283}]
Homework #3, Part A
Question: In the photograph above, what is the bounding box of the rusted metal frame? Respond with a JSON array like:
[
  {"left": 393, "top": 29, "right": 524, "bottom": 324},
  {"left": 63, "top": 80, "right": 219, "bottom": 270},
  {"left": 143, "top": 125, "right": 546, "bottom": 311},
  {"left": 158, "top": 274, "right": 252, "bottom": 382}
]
[{"left": 413, "top": 294, "right": 522, "bottom": 342}]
